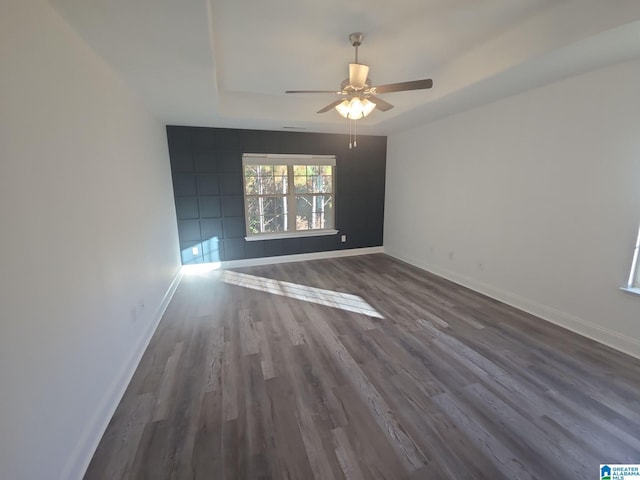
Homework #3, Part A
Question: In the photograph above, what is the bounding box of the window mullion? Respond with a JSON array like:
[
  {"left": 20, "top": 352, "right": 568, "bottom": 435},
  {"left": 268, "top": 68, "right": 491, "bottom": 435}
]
[
  {"left": 628, "top": 225, "right": 640, "bottom": 288},
  {"left": 287, "top": 165, "right": 296, "bottom": 231}
]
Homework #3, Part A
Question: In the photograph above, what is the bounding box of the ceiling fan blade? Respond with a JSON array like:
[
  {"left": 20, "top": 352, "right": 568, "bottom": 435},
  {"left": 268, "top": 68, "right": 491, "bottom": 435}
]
[
  {"left": 286, "top": 90, "right": 341, "bottom": 94},
  {"left": 317, "top": 99, "right": 344, "bottom": 114},
  {"left": 367, "top": 95, "right": 394, "bottom": 112},
  {"left": 371, "top": 79, "right": 433, "bottom": 94},
  {"left": 349, "top": 63, "right": 370, "bottom": 89}
]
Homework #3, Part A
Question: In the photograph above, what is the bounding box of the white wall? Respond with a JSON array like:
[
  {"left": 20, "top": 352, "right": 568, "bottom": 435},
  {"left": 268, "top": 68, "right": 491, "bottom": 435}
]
[
  {"left": 385, "top": 59, "right": 640, "bottom": 357},
  {"left": 0, "top": 1, "right": 181, "bottom": 479}
]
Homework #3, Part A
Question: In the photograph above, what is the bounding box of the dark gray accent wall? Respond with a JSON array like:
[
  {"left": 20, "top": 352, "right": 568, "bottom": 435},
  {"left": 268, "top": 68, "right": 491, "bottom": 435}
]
[{"left": 167, "top": 126, "right": 386, "bottom": 264}]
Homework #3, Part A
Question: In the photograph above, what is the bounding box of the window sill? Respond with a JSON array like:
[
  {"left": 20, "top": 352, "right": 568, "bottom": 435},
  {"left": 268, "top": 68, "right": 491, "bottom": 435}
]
[
  {"left": 620, "top": 286, "right": 640, "bottom": 297},
  {"left": 245, "top": 229, "right": 338, "bottom": 242}
]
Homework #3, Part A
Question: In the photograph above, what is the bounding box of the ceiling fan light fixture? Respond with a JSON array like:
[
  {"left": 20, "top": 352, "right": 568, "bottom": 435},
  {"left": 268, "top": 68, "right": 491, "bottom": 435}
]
[
  {"left": 335, "top": 100, "right": 351, "bottom": 118},
  {"left": 362, "top": 98, "right": 376, "bottom": 117},
  {"left": 335, "top": 97, "right": 375, "bottom": 119}
]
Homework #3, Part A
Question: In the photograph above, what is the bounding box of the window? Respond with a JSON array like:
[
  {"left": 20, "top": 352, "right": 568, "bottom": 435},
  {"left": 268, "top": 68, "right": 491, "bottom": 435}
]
[
  {"left": 626, "top": 224, "right": 640, "bottom": 290},
  {"left": 242, "top": 154, "right": 337, "bottom": 240}
]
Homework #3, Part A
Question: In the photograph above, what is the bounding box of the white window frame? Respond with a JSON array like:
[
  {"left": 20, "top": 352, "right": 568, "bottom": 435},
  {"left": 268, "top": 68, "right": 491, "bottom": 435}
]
[
  {"left": 242, "top": 154, "right": 338, "bottom": 241},
  {"left": 622, "top": 224, "right": 640, "bottom": 295}
]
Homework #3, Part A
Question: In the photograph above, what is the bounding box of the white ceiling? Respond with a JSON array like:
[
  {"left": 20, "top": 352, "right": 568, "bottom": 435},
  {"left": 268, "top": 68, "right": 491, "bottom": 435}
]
[{"left": 50, "top": 0, "right": 640, "bottom": 135}]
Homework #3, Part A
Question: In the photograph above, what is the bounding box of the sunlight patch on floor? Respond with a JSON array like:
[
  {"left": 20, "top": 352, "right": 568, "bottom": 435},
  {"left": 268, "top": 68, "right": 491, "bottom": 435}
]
[
  {"left": 222, "top": 270, "right": 383, "bottom": 318},
  {"left": 182, "top": 262, "right": 221, "bottom": 275}
]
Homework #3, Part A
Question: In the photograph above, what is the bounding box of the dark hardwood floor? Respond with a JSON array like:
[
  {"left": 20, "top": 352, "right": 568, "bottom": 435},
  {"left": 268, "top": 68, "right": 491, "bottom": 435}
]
[{"left": 84, "top": 254, "right": 640, "bottom": 479}]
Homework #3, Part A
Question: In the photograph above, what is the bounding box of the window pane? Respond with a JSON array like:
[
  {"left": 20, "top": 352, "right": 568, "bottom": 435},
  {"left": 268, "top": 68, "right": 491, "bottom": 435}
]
[
  {"left": 244, "top": 175, "right": 259, "bottom": 195},
  {"left": 246, "top": 196, "right": 287, "bottom": 234},
  {"left": 259, "top": 165, "right": 274, "bottom": 176},
  {"left": 294, "top": 175, "right": 309, "bottom": 193},
  {"left": 294, "top": 165, "right": 316, "bottom": 194},
  {"left": 246, "top": 197, "right": 260, "bottom": 224},
  {"left": 244, "top": 164, "right": 287, "bottom": 195},
  {"left": 322, "top": 196, "right": 334, "bottom": 228},
  {"left": 262, "top": 214, "right": 285, "bottom": 233},
  {"left": 294, "top": 165, "right": 333, "bottom": 194},
  {"left": 275, "top": 172, "right": 287, "bottom": 194},
  {"left": 247, "top": 197, "right": 260, "bottom": 233},
  {"left": 310, "top": 175, "right": 332, "bottom": 193},
  {"left": 293, "top": 165, "right": 333, "bottom": 193},
  {"left": 296, "top": 195, "right": 333, "bottom": 230},
  {"left": 304, "top": 174, "right": 329, "bottom": 194},
  {"left": 258, "top": 175, "right": 276, "bottom": 195},
  {"left": 244, "top": 165, "right": 259, "bottom": 177},
  {"left": 262, "top": 196, "right": 285, "bottom": 215},
  {"left": 319, "top": 175, "right": 333, "bottom": 193}
]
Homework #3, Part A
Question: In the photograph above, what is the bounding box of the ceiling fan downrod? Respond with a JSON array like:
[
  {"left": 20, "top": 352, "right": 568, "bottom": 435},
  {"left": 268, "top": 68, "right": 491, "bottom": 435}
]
[{"left": 349, "top": 32, "right": 364, "bottom": 64}]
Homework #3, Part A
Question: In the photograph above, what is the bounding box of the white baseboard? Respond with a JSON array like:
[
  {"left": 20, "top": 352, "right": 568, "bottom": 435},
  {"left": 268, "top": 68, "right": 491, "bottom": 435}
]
[
  {"left": 220, "top": 246, "right": 384, "bottom": 269},
  {"left": 385, "top": 248, "right": 640, "bottom": 360},
  {"left": 64, "top": 247, "right": 382, "bottom": 478},
  {"left": 63, "top": 267, "right": 184, "bottom": 480}
]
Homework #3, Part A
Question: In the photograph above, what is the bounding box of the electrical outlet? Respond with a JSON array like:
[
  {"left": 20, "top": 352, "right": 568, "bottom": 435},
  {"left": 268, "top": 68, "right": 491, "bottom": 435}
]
[
  {"left": 192, "top": 246, "right": 199, "bottom": 255},
  {"left": 341, "top": 235, "right": 347, "bottom": 243}
]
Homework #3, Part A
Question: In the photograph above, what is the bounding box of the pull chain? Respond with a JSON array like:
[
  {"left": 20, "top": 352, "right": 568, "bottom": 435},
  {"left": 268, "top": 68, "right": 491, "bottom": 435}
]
[
  {"left": 347, "top": 118, "right": 359, "bottom": 149},
  {"left": 354, "top": 119, "right": 357, "bottom": 148}
]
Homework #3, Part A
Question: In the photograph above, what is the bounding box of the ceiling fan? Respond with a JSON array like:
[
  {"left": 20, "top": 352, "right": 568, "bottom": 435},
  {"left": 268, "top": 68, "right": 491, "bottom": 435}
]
[{"left": 286, "top": 32, "right": 433, "bottom": 121}]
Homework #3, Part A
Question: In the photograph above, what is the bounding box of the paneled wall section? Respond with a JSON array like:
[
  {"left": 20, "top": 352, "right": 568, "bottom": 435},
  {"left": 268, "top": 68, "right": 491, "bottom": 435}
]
[{"left": 167, "top": 126, "right": 387, "bottom": 264}]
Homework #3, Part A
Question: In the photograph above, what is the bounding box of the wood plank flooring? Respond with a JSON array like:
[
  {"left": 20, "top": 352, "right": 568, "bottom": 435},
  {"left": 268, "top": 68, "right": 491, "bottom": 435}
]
[{"left": 84, "top": 254, "right": 640, "bottom": 479}]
